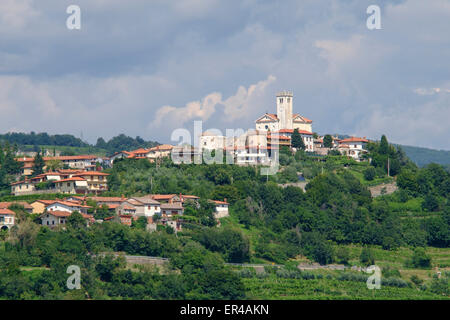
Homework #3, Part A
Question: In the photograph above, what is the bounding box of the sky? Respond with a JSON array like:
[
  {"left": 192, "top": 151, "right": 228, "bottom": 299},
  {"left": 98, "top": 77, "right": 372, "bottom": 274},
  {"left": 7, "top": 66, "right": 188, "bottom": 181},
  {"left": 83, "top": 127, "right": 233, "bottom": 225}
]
[{"left": 0, "top": 0, "right": 449, "bottom": 150}]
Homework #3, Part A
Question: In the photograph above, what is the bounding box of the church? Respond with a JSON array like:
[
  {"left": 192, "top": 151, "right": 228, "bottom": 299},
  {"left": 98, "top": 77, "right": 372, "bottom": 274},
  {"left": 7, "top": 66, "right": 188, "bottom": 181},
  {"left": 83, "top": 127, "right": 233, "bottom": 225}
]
[
  {"left": 255, "top": 91, "right": 313, "bottom": 133},
  {"left": 254, "top": 91, "right": 314, "bottom": 152}
]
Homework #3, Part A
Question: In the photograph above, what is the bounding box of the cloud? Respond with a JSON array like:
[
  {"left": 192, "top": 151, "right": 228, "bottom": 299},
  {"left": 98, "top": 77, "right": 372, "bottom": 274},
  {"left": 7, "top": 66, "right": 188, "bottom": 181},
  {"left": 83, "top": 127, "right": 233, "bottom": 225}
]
[
  {"left": 0, "top": 0, "right": 449, "bottom": 151},
  {"left": 354, "top": 93, "right": 450, "bottom": 149},
  {"left": 150, "top": 75, "right": 276, "bottom": 128},
  {"left": 414, "top": 87, "right": 450, "bottom": 95},
  {"left": 0, "top": 0, "right": 38, "bottom": 30}
]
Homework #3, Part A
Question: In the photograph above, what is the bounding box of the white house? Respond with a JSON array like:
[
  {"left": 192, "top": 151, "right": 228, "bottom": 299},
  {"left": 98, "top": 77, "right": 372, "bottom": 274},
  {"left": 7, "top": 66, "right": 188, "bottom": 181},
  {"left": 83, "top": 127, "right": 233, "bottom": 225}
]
[
  {"left": 0, "top": 209, "right": 15, "bottom": 230},
  {"left": 338, "top": 137, "right": 369, "bottom": 160},
  {"left": 45, "top": 200, "right": 91, "bottom": 214},
  {"left": 119, "top": 196, "right": 161, "bottom": 217},
  {"left": 40, "top": 210, "right": 93, "bottom": 228},
  {"left": 210, "top": 200, "right": 229, "bottom": 219}
]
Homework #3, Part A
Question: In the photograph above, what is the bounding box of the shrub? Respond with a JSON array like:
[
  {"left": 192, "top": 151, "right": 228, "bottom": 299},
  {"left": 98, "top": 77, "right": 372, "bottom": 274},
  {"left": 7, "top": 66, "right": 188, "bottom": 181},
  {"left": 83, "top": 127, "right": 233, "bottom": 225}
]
[
  {"left": 360, "top": 247, "right": 375, "bottom": 266},
  {"left": 405, "top": 248, "right": 432, "bottom": 269},
  {"left": 335, "top": 247, "right": 350, "bottom": 265},
  {"left": 364, "top": 167, "right": 376, "bottom": 181}
]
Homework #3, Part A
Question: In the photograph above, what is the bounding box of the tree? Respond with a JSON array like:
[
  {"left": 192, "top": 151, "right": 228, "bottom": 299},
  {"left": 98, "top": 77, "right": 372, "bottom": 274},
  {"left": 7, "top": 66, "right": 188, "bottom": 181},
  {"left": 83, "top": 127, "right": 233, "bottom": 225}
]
[
  {"left": 323, "top": 134, "right": 333, "bottom": 148},
  {"left": 132, "top": 216, "right": 148, "bottom": 230},
  {"left": 32, "top": 150, "right": 45, "bottom": 176},
  {"left": 67, "top": 211, "right": 86, "bottom": 229},
  {"left": 422, "top": 193, "right": 439, "bottom": 212},
  {"left": 46, "top": 159, "right": 62, "bottom": 172},
  {"left": 363, "top": 167, "right": 376, "bottom": 181},
  {"left": 406, "top": 248, "right": 431, "bottom": 269},
  {"left": 291, "top": 129, "right": 305, "bottom": 150},
  {"left": 379, "top": 135, "right": 389, "bottom": 154},
  {"left": 335, "top": 246, "right": 350, "bottom": 265},
  {"left": 360, "top": 247, "right": 375, "bottom": 266}
]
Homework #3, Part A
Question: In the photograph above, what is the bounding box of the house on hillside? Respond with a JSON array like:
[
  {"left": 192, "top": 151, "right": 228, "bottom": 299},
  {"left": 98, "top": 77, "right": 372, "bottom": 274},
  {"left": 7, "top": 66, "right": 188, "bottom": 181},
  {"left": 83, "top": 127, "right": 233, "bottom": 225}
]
[
  {"left": 11, "top": 179, "right": 36, "bottom": 196},
  {"left": 0, "top": 201, "right": 33, "bottom": 213},
  {"left": 338, "top": 137, "right": 369, "bottom": 160},
  {"left": 117, "top": 196, "right": 161, "bottom": 217},
  {"left": 210, "top": 200, "right": 229, "bottom": 219},
  {"left": 45, "top": 200, "right": 91, "bottom": 214},
  {"left": 40, "top": 211, "right": 94, "bottom": 228},
  {"left": 160, "top": 203, "right": 184, "bottom": 217},
  {"left": 0, "top": 209, "right": 15, "bottom": 230}
]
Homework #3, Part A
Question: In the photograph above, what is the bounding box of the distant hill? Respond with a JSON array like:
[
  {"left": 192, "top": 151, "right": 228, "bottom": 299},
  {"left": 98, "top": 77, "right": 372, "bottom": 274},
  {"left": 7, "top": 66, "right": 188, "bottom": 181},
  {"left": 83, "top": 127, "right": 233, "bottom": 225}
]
[
  {"left": 0, "top": 132, "right": 160, "bottom": 156},
  {"left": 322, "top": 134, "right": 450, "bottom": 168},
  {"left": 396, "top": 144, "right": 450, "bottom": 167}
]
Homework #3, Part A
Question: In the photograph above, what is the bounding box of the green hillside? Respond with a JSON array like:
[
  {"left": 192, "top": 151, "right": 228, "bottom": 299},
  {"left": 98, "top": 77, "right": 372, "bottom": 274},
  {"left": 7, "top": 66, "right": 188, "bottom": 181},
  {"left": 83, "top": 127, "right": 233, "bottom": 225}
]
[{"left": 397, "top": 144, "right": 450, "bottom": 167}]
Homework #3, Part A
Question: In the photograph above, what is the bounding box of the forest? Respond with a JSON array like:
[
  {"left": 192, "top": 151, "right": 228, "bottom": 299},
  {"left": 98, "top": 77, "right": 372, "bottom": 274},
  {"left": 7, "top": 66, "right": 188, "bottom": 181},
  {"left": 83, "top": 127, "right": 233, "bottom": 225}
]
[{"left": 0, "top": 135, "right": 449, "bottom": 299}]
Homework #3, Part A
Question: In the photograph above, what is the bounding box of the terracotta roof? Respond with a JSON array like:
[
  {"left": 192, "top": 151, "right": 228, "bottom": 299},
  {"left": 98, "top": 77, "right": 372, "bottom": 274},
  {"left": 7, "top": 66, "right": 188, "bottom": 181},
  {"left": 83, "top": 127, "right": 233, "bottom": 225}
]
[
  {"left": 0, "top": 201, "right": 32, "bottom": 210},
  {"left": 256, "top": 113, "right": 279, "bottom": 123},
  {"left": 10, "top": 179, "right": 32, "bottom": 186},
  {"left": 43, "top": 210, "right": 93, "bottom": 219},
  {"left": 55, "top": 177, "right": 86, "bottom": 183},
  {"left": 151, "top": 194, "right": 176, "bottom": 201},
  {"left": 160, "top": 203, "right": 183, "bottom": 210},
  {"left": 339, "top": 137, "right": 369, "bottom": 143},
  {"left": 48, "top": 200, "right": 91, "bottom": 208},
  {"left": 42, "top": 155, "right": 98, "bottom": 161},
  {"left": 88, "top": 196, "right": 126, "bottom": 202},
  {"left": 73, "top": 171, "right": 109, "bottom": 177},
  {"left": 182, "top": 195, "right": 200, "bottom": 200},
  {"left": 130, "top": 148, "right": 149, "bottom": 154},
  {"left": 0, "top": 208, "right": 15, "bottom": 215},
  {"left": 211, "top": 200, "right": 229, "bottom": 205},
  {"left": 43, "top": 210, "right": 71, "bottom": 217},
  {"left": 130, "top": 196, "right": 161, "bottom": 205},
  {"left": 276, "top": 129, "right": 313, "bottom": 135},
  {"left": 292, "top": 114, "right": 313, "bottom": 123},
  {"left": 33, "top": 200, "right": 57, "bottom": 205}
]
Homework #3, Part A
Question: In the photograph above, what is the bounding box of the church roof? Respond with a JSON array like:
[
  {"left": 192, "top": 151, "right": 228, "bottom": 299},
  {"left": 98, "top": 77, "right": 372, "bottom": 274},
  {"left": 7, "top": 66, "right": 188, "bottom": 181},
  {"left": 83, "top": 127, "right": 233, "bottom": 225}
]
[
  {"left": 256, "top": 113, "right": 313, "bottom": 123},
  {"left": 255, "top": 113, "right": 279, "bottom": 123},
  {"left": 293, "top": 114, "right": 313, "bottom": 123}
]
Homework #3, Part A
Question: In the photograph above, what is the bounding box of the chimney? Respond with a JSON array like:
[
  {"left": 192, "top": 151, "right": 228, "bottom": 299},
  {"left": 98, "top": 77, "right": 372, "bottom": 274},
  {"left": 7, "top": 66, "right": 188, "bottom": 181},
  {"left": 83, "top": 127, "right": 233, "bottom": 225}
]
[
  {"left": 224, "top": 198, "right": 227, "bottom": 203},
  {"left": 180, "top": 193, "right": 182, "bottom": 203}
]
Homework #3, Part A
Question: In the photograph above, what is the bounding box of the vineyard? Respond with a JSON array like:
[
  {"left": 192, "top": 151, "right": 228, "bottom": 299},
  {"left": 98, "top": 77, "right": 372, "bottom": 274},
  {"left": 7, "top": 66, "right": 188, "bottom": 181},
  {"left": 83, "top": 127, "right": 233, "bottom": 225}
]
[{"left": 242, "top": 275, "right": 449, "bottom": 300}]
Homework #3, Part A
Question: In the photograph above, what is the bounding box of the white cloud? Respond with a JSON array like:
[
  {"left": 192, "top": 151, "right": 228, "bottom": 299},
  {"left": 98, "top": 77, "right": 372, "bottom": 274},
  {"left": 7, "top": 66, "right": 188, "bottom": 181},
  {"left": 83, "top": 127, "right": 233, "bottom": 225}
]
[
  {"left": 414, "top": 87, "right": 450, "bottom": 95},
  {"left": 354, "top": 95, "right": 450, "bottom": 149},
  {"left": 150, "top": 75, "right": 276, "bottom": 128},
  {"left": 0, "top": 0, "right": 38, "bottom": 30}
]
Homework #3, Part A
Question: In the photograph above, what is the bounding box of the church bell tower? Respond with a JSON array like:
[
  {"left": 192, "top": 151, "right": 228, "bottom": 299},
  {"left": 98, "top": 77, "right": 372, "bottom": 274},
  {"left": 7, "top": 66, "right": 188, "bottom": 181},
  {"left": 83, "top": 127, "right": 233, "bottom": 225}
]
[{"left": 276, "top": 91, "right": 293, "bottom": 130}]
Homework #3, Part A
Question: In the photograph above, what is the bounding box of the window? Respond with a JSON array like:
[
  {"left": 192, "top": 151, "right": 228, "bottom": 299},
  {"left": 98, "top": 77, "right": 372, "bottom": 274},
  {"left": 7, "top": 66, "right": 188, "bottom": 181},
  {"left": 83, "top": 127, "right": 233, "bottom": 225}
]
[
  {"left": 279, "top": 98, "right": 283, "bottom": 103},
  {"left": 287, "top": 98, "right": 291, "bottom": 103},
  {"left": 67, "top": 183, "right": 70, "bottom": 187}
]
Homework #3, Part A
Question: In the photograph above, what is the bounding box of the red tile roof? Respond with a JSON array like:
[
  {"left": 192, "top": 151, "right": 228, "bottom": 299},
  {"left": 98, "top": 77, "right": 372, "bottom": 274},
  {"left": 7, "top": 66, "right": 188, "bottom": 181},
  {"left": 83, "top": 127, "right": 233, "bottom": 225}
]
[
  {"left": 339, "top": 137, "right": 369, "bottom": 143},
  {"left": 73, "top": 172, "right": 109, "bottom": 177},
  {"left": 0, "top": 208, "right": 15, "bottom": 215},
  {"left": 293, "top": 114, "right": 313, "bottom": 123},
  {"left": 55, "top": 177, "right": 86, "bottom": 183},
  {"left": 43, "top": 155, "right": 98, "bottom": 161},
  {"left": 211, "top": 200, "right": 229, "bottom": 205}
]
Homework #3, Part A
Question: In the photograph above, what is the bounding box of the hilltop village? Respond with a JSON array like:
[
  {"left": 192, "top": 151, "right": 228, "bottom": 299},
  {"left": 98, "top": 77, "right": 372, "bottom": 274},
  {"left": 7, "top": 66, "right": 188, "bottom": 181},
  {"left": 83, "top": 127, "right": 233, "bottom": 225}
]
[{"left": 2, "top": 91, "right": 369, "bottom": 232}]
